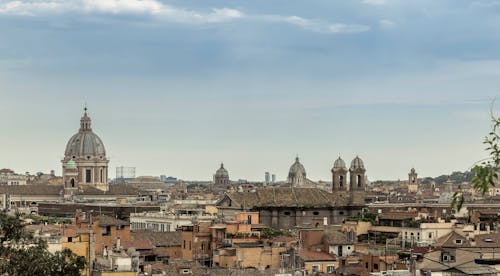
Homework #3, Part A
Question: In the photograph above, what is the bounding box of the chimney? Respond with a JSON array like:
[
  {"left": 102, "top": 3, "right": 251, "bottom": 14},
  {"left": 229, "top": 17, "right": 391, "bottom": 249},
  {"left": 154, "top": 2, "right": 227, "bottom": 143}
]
[{"left": 116, "top": 237, "right": 121, "bottom": 251}]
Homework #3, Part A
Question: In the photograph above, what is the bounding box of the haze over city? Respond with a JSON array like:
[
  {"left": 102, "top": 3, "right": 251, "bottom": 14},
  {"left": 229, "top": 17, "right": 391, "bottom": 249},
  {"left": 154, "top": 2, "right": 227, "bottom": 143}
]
[{"left": 1, "top": 0, "right": 500, "bottom": 181}]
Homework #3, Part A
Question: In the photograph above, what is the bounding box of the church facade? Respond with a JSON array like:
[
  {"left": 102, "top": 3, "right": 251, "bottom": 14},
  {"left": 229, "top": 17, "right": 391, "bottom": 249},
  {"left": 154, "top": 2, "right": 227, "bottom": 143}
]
[
  {"left": 62, "top": 108, "right": 109, "bottom": 191},
  {"left": 217, "top": 156, "right": 369, "bottom": 229}
]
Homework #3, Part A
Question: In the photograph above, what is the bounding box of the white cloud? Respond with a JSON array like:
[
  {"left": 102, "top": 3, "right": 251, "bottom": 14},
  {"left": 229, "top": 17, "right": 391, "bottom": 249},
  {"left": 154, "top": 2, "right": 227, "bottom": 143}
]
[
  {"left": 0, "top": 0, "right": 369, "bottom": 34},
  {"left": 379, "top": 19, "right": 396, "bottom": 28},
  {"left": 362, "top": 0, "right": 390, "bottom": 5},
  {"left": 82, "top": 0, "right": 164, "bottom": 14},
  {"left": 259, "top": 14, "right": 369, "bottom": 34}
]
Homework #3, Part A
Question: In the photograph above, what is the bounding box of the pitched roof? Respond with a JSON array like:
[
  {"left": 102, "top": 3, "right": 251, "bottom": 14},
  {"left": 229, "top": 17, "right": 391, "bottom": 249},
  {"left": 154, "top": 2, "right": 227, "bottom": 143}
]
[
  {"left": 418, "top": 250, "right": 478, "bottom": 272},
  {"left": 323, "top": 230, "right": 350, "bottom": 245},
  {"left": 0, "top": 185, "right": 63, "bottom": 195},
  {"left": 78, "top": 185, "right": 138, "bottom": 195},
  {"left": 95, "top": 215, "right": 129, "bottom": 226},
  {"left": 132, "top": 230, "right": 182, "bottom": 247},
  {"left": 221, "top": 187, "right": 347, "bottom": 208},
  {"left": 435, "top": 231, "right": 470, "bottom": 248},
  {"left": 122, "top": 239, "right": 154, "bottom": 250},
  {"left": 450, "top": 262, "right": 500, "bottom": 274},
  {"left": 473, "top": 233, "right": 500, "bottom": 247}
]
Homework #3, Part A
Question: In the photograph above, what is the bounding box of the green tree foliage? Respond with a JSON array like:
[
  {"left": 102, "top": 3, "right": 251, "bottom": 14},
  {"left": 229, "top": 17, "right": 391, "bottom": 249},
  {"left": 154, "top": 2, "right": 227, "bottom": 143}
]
[
  {"left": 452, "top": 111, "right": 500, "bottom": 211},
  {"left": 259, "top": 227, "right": 292, "bottom": 238},
  {"left": 0, "top": 212, "right": 85, "bottom": 276}
]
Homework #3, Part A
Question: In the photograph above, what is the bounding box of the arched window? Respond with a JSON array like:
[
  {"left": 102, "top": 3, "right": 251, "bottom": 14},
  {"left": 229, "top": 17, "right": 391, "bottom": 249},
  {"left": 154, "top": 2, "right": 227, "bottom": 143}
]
[
  {"left": 357, "top": 175, "right": 362, "bottom": 187},
  {"left": 70, "top": 178, "right": 75, "bottom": 188},
  {"left": 100, "top": 169, "right": 103, "bottom": 183},
  {"left": 339, "top": 175, "right": 343, "bottom": 187}
]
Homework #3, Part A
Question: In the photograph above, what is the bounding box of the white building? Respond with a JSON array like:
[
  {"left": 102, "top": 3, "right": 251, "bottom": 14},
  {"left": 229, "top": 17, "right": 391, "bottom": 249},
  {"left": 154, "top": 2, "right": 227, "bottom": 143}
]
[{"left": 130, "top": 209, "right": 217, "bottom": 232}]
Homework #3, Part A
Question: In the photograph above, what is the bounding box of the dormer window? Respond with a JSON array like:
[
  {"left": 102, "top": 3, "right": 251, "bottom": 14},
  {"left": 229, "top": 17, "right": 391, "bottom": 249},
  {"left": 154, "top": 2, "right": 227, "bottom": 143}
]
[{"left": 455, "top": 239, "right": 462, "bottom": 244}]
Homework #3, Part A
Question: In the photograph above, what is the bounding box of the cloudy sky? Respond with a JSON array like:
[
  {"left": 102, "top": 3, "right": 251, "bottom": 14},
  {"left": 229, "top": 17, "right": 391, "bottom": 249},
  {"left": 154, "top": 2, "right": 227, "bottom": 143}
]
[{"left": 1, "top": 0, "right": 500, "bottom": 181}]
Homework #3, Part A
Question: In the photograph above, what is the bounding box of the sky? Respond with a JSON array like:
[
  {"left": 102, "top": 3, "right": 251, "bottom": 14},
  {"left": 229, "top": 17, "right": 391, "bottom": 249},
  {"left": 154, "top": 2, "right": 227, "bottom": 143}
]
[{"left": 1, "top": 0, "right": 500, "bottom": 182}]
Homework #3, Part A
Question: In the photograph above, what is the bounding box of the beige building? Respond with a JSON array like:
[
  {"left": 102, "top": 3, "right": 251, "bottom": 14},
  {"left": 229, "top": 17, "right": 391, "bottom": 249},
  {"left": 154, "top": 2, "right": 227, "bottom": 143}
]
[
  {"left": 0, "top": 169, "right": 27, "bottom": 185},
  {"left": 62, "top": 108, "right": 109, "bottom": 192}
]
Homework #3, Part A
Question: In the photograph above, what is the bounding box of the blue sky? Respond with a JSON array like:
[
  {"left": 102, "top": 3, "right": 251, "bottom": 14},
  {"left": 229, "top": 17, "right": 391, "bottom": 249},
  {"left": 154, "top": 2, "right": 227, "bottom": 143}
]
[{"left": 1, "top": 0, "right": 500, "bottom": 181}]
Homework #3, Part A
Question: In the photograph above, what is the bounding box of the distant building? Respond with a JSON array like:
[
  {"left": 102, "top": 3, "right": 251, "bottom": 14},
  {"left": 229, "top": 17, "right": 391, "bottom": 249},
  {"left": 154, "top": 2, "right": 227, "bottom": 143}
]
[
  {"left": 62, "top": 108, "right": 109, "bottom": 191},
  {"left": 271, "top": 174, "right": 276, "bottom": 184},
  {"left": 160, "top": 175, "right": 178, "bottom": 184},
  {"left": 265, "top": 172, "right": 270, "bottom": 185},
  {"left": 408, "top": 168, "right": 418, "bottom": 193},
  {"left": 288, "top": 157, "right": 307, "bottom": 186},
  {"left": 213, "top": 163, "right": 230, "bottom": 185},
  {"left": 116, "top": 166, "right": 136, "bottom": 180},
  {"left": 331, "top": 156, "right": 367, "bottom": 205},
  {"left": 0, "top": 169, "right": 27, "bottom": 185}
]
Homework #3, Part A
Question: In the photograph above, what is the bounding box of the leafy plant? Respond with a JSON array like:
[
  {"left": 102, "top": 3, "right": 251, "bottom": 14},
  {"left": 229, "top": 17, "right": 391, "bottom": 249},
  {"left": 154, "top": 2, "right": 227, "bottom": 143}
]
[
  {"left": 0, "top": 212, "right": 85, "bottom": 275},
  {"left": 452, "top": 108, "right": 500, "bottom": 211}
]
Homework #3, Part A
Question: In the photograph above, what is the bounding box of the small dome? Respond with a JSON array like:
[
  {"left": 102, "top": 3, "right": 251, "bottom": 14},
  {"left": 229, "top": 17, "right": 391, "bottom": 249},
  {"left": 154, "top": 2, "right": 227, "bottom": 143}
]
[
  {"left": 289, "top": 157, "right": 306, "bottom": 178},
  {"left": 333, "top": 157, "right": 347, "bottom": 170},
  {"left": 350, "top": 156, "right": 365, "bottom": 170},
  {"left": 215, "top": 163, "right": 229, "bottom": 178}
]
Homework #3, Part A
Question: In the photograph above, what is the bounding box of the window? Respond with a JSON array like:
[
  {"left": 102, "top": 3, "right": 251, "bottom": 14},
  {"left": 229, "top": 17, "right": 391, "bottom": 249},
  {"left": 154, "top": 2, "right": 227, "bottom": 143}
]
[
  {"left": 339, "top": 176, "right": 343, "bottom": 187},
  {"left": 85, "top": 169, "right": 91, "bottom": 183},
  {"left": 313, "top": 211, "right": 319, "bottom": 216},
  {"left": 455, "top": 239, "right": 462, "bottom": 244},
  {"left": 103, "top": 226, "right": 111, "bottom": 236},
  {"left": 68, "top": 237, "right": 73, "bottom": 242},
  {"left": 284, "top": 212, "right": 291, "bottom": 216},
  {"left": 183, "top": 240, "right": 186, "bottom": 249},
  {"left": 312, "top": 265, "right": 320, "bottom": 272},
  {"left": 247, "top": 215, "right": 252, "bottom": 224},
  {"left": 357, "top": 175, "right": 362, "bottom": 187},
  {"left": 428, "top": 232, "right": 432, "bottom": 239},
  {"left": 100, "top": 169, "right": 103, "bottom": 183},
  {"left": 373, "top": 263, "right": 379, "bottom": 270},
  {"left": 327, "top": 265, "right": 335, "bottom": 273}
]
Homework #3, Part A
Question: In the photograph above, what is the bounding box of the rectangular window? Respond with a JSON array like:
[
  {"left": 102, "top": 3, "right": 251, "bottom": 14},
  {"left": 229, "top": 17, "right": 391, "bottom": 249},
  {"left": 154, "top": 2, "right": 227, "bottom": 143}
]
[
  {"left": 102, "top": 225, "right": 111, "bottom": 236},
  {"left": 86, "top": 169, "right": 91, "bottom": 183},
  {"left": 312, "top": 265, "right": 320, "bottom": 272},
  {"left": 327, "top": 265, "right": 335, "bottom": 273}
]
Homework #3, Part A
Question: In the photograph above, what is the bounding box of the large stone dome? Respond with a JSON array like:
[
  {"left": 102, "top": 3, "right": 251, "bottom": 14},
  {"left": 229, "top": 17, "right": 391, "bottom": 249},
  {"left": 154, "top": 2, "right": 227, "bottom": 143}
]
[
  {"left": 215, "top": 163, "right": 229, "bottom": 178},
  {"left": 64, "top": 109, "right": 106, "bottom": 158},
  {"left": 288, "top": 157, "right": 306, "bottom": 178}
]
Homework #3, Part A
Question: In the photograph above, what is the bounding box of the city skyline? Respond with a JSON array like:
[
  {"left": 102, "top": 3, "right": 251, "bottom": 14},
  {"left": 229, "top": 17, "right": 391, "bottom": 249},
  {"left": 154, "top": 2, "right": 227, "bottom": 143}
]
[{"left": 1, "top": 0, "right": 500, "bottom": 180}]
